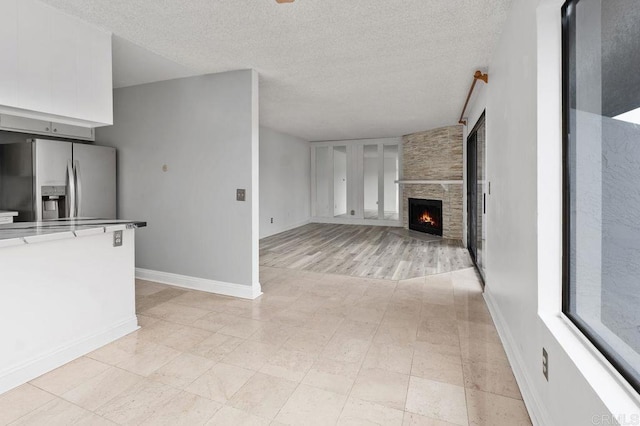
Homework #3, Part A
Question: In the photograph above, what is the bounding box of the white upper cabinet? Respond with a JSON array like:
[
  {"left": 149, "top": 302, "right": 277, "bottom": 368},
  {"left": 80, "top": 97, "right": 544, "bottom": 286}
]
[
  {"left": 17, "top": 0, "right": 54, "bottom": 115},
  {"left": 0, "top": 0, "right": 113, "bottom": 128},
  {"left": 75, "top": 18, "right": 113, "bottom": 126},
  {"left": 49, "top": 8, "right": 78, "bottom": 118},
  {"left": 0, "top": 0, "right": 19, "bottom": 108}
]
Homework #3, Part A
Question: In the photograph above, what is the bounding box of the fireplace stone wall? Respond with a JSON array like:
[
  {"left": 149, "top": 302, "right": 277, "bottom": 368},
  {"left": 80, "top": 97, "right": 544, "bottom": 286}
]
[{"left": 402, "top": 125, "right": 463, "bottom": 240}]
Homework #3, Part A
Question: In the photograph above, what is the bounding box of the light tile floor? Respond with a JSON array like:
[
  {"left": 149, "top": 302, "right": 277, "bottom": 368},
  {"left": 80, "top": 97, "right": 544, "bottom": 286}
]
[{"left": 0, "top": 267, "right": 531, "bottom": 425}]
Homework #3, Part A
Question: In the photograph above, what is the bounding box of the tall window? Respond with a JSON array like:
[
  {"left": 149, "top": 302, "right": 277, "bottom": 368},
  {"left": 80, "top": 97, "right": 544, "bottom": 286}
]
[{"left": 563, "top": 0, "right": 640, "bottom": 392}]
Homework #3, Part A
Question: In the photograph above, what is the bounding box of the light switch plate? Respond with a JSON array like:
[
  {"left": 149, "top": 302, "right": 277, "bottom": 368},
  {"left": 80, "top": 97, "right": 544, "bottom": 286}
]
[
  {"left": 237, "top": 189, "right": 246, "bottom": 201},
  {"left": 113, "top": 230, "right": 123, "bottom": 247}
]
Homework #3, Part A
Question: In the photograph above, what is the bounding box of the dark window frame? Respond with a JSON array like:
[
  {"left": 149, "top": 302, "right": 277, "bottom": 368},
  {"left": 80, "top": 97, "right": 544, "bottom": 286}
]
[{"left": 561, "top": 0, "right": 640, "bottom": 394}]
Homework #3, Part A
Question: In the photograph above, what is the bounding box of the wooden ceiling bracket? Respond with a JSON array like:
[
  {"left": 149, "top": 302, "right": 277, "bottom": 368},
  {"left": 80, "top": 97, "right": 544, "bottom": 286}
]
[{"left": 458, "top": 70, "right": 489, "bottom": 126}]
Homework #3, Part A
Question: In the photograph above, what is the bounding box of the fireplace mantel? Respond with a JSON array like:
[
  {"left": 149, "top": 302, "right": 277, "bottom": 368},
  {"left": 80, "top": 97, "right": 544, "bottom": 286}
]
[
  {"left": 396, "top": 180, "right": 463, "bottom": 184},
  {"left": 396, "top": 180, "right": 463, "bottom": 191}
]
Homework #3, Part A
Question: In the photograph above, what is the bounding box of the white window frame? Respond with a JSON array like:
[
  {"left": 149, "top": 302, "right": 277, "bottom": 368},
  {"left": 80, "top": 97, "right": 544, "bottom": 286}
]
[{"left": 536, "top": 0, "right": 640, "bottom": 417}]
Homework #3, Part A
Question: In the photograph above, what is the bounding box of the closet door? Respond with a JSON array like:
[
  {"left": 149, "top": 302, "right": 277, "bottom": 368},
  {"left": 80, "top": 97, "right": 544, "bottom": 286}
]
[
  {"left": 383, "top": 144, "right": 400, "bottom": 221},
  {"left": 333, "top": 146, "right": 348, "bottom": 217},
  {"left": 363, "top": 144, "right": 381, "bottom": 219},
  {"left": 313, "top": 140, "right": 402, "bottom": 223}
]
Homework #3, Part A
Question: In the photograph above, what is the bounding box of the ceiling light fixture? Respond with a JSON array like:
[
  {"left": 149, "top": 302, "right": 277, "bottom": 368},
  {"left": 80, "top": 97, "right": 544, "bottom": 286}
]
[{"left": 275, "top": 0, "right": 295, "bottom": 3}]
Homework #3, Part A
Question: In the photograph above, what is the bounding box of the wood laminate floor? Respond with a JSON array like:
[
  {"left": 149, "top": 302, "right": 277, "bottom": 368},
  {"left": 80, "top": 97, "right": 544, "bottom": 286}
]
[{"left": 260, "top": 223, "right": 473, "bottom": 280}]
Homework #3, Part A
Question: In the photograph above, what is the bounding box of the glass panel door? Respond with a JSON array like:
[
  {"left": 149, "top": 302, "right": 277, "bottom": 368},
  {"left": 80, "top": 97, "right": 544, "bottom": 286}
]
[
  {"left": 476, "top": 116, "right": 486, "bottom": 279},
  {"left": 467, "top": 112, "right": 486, "bottom": 283},
  {"left": 333, "top": 146, "right": 348, "bottom": 217},
  {"left": 466, "top": 133, "right": 478, "bottom": 262},
  {"left": 383, "top": 145, "right": 400, "bottom": 221},
  {"left": 313, "top": 140, "right": 401, "bottom": 223},
  {"left": 363, "top": 144, "right": 379, "bottom": 219}
]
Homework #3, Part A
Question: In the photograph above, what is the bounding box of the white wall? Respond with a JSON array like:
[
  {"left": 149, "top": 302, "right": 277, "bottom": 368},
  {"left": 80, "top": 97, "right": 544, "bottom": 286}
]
[
  {"left": 472, "top": 0, "right": 640, "bottom": 424},
  {"left": 259, "top": 126, "right": 310, "bottom": 238},
  {"left": 314, "top": 146, "right": 331, "bottom": 217},
  {"left": 97, "top": 70, "right": 260, "bottom": 297}
]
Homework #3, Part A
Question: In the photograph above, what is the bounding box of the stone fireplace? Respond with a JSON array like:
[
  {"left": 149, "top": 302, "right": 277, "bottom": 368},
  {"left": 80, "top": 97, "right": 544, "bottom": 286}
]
[{"left": 401, "top": 125, "right": 463, "bottom": 240}]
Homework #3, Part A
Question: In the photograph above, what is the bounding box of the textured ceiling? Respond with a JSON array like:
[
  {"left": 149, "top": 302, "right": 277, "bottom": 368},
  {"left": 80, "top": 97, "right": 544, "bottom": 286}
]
[
  {"left": 40, "top": 0, "right": 511, "bottom": 141},
  {"left": 111, "top": 35, "right": 199, "bottom": 89}
]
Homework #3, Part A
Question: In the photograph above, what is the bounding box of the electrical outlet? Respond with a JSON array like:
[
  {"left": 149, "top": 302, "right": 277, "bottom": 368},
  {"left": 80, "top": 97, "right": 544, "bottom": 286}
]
[
  {"left": 542, "top": 347, "right": 549, "bottom": 381},
  {"left": 113, "top": 230, "right": 123, "bottom": 247},
  {"left": 236, "top": 189, "right": 246, "bottom": 201}
]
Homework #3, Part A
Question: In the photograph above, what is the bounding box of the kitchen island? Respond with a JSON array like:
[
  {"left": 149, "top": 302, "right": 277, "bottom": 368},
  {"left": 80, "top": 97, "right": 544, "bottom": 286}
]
[{"left": 0, "top": 219, "right": 146, "bottom": 394}]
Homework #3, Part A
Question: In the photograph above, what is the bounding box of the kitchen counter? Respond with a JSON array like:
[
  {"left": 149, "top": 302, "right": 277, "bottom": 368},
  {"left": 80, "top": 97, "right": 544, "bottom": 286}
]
[
  {"left": 0, "top": 211, "right": 18, "bottom": 225},
  {"left": 0, "top": 218, "right": 146, "bottom": 246},
  {"left": 0, "top": 218, "right": 144, "bottom": 394}
]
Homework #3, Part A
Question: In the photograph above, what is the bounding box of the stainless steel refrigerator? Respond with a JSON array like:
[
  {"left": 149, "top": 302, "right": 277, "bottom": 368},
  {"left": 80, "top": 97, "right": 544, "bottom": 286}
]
[{"left": 0, "top": 139, "right": 116, "bottom": 222}]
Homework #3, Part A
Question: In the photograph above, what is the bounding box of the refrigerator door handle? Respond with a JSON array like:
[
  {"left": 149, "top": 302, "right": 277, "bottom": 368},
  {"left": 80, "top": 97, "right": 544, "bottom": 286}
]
[
  {"left": 74, "top": 160, "right": 82, "bottom": 218},
  {"left": 67, "top": 160, "right": 76, "bottom": 218}
]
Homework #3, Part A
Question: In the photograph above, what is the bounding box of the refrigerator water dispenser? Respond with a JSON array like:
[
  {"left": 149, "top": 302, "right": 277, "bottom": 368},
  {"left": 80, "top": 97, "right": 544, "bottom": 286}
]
[{"left": 41, "top": 186, "right": 67, "bottom": 220}]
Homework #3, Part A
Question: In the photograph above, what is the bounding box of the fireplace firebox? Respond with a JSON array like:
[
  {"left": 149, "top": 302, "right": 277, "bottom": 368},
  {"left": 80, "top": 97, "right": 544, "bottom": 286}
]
[{"left": 408, "top": 198, "right": 443, "bottom": 236}]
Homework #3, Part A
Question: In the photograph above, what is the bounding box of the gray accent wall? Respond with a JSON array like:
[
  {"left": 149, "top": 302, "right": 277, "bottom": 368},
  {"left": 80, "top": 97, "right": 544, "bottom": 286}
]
[
  {"left": 259, "top": 126, "right": 310, "bottom": 239},
  {"left": 97, "top": 70, "right": 259, "bottom": 287}
]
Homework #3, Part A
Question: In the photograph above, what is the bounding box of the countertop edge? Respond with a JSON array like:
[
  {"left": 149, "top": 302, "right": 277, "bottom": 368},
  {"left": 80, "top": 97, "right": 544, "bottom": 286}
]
[{"left": 0, "top": 219, "right": 147, "bottom": 246}]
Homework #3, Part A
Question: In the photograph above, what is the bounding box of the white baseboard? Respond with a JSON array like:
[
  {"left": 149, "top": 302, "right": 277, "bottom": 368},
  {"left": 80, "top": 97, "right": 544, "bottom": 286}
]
[
  {"left": 0, "top": 317, "right": 138, "bottom": 395},
  {"left": 483, "top": 290, "right": 552, "bottom": 426},
  {"left": 260, "top": 218, "right": 311, "bottom": 239},
  {"left": 136, "top": 268, "right": 262, "bottom": 300}
]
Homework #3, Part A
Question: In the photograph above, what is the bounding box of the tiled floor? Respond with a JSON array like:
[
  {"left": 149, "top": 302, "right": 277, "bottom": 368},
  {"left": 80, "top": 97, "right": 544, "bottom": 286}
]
[{"left": 0, "top": 266, "right": 531, "bottom": 425}]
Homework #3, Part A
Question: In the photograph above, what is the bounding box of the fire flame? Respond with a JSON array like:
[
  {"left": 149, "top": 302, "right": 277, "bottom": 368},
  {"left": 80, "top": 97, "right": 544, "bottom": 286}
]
[{"left": 419, "top": 211, "right": 437, "bottom": 226}]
